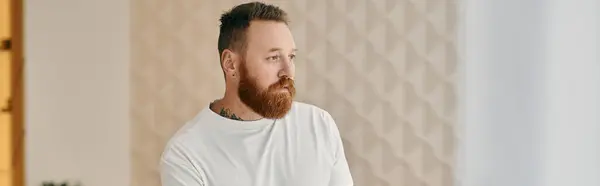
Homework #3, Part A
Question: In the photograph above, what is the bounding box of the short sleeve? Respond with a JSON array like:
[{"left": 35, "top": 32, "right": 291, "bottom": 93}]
[
  {"left": 159, "top": 142, "right": 205, "bottom": 186},
  {"left": 323, "top": 111, "right": 354, "bottom": 186}
]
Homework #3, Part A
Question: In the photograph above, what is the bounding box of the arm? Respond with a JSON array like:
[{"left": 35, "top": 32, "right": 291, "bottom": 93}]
[
  {"left": 160, "top": 142, "right": 205, "bottom": 186},
  {"left": 324, "top": 112, "right": 354, "bottom": 186}
]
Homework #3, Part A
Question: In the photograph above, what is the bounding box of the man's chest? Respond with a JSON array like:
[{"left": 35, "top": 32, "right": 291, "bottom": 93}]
[
  {"left": 201, "top": 155, "right": 332, "bottom": 186},
  {"left": 196, "top": 123, "right": 335, "bottom": 186}
]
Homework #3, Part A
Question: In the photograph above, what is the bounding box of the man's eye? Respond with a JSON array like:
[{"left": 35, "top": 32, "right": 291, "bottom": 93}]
[
  {"left": 289, "top": 54, "right": 296, "bottom": 60},
  {"left": 268, "top": 55, "right": 280, "bottom": 61}
]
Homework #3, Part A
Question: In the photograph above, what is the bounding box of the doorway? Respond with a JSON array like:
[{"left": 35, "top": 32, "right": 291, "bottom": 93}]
[{"left": 0, "top": 0, "right": 24, "bottom": 185}]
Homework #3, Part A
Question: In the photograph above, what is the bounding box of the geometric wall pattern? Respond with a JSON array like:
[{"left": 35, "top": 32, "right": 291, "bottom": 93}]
[{"left": 131, "top": 0, "right": 460, "bottom": 186}]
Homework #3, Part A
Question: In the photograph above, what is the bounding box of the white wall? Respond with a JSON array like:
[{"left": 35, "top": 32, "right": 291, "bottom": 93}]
[
  {"left": 463, "top": 0, "right": 599, "bottom": 186},
  {"left": 543, "top": 0, "right": 599, "bottom": 185},
  {"left": 24, "top": 0, "right": 130, "bottom": 186},
  {"left": 463, "top": 1, "right": 548, "bottom": 185}
]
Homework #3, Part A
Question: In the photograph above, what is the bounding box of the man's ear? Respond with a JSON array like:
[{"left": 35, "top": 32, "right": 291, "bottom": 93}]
[{"left": 221, "top": 49, "right": 238, "bottom": 77}]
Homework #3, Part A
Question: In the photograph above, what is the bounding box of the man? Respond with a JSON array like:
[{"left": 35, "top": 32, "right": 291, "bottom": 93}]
[{"left": 159, "top": 2, "right": 353, "bottom": 186}]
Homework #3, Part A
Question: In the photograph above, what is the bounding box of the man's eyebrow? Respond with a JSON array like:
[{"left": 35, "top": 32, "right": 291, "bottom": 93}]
[{"left": 268, "top": 48, "right": 298, "bottom": 52}]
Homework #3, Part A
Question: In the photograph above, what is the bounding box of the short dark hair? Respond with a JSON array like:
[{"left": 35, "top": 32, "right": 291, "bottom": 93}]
[{"left": 218, "top": 2, "right": 289, "bottom": 59}]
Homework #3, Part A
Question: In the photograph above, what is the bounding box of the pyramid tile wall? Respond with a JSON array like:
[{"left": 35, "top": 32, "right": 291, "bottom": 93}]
[{"left": 131, "top": 0, "right": 461, "bottom": 186}]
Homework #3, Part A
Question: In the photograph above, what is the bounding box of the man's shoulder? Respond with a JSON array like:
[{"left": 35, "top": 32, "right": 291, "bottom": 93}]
[
  {"left": 291, "top": 101, "right": 330, "bottom": 116},
  {"left": 160, "top": 108, "right": 214, "bottom": 157},
  {"left": 290, "top": 101, "right": 336, "bottom": 126},
  {"left": 160, "top": 123, "right": 198, "bottom": 158},
  {"left": 290, "top": 101, "right": 342, "bottom": 154}
]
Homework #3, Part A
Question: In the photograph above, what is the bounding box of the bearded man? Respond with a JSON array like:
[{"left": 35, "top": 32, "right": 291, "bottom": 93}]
[{"left": 159, "top": 2, "right": 354, "bottom": 186}]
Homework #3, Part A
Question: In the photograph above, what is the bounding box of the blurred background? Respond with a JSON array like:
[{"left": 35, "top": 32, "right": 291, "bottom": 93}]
[{"left": 0, "top": 0, "right": 598, "bottom": 186}]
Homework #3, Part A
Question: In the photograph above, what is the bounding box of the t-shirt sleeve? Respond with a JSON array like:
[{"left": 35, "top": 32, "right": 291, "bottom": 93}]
[
  {"left": 323, "top": 111, "right": 355, "bottom": 186},
  {"left": 159, "top": 142, "right": 205, "bottom": 186}
]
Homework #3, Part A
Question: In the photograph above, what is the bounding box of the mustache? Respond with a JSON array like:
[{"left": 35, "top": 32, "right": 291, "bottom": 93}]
[
  {"left": 269, "top": 76, "right": 295, "bottom": 94},
  {"left": 270, "top": 77, "right": 294, "bottom": 89}
]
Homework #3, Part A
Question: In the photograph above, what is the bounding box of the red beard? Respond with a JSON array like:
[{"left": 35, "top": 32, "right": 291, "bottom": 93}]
[{"left": 237, "top": 63, "right": 296, "bottom": 119}]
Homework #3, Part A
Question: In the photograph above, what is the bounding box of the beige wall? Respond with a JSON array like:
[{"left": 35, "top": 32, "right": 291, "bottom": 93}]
[
  {"left": 131, "top": 0, "right": 460, "bottom": 186},
  {"left": 24, "top": 0, "right": 130, "bottom": 185}
]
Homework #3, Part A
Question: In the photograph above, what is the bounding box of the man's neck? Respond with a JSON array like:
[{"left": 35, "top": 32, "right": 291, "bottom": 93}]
[{"left": 210, "top": 94, "right": 263, "bottom": 121}]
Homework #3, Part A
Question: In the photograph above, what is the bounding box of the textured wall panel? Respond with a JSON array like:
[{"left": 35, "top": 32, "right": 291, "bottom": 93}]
[{"left": 131, "top": 0, "right": 460, "bottom": 186}]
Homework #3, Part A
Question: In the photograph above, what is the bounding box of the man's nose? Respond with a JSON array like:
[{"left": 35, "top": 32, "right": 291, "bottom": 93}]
[{"left": 279, "top": 58, "right": 293, "bottom": 79}]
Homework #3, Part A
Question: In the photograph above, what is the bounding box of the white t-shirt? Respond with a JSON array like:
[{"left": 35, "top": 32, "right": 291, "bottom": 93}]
[{"left": 159, "top": 101, "right": 354, "bottom": 186}]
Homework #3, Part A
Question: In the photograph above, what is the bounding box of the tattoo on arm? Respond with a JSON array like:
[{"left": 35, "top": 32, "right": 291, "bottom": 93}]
[{"left": 219, "top": 107, "right": 243, "bottom": 121}]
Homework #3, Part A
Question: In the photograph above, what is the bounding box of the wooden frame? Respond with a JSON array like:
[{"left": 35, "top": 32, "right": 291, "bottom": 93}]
[{"left": 10, "top": 0, "right": 24, "bottom": 185}]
